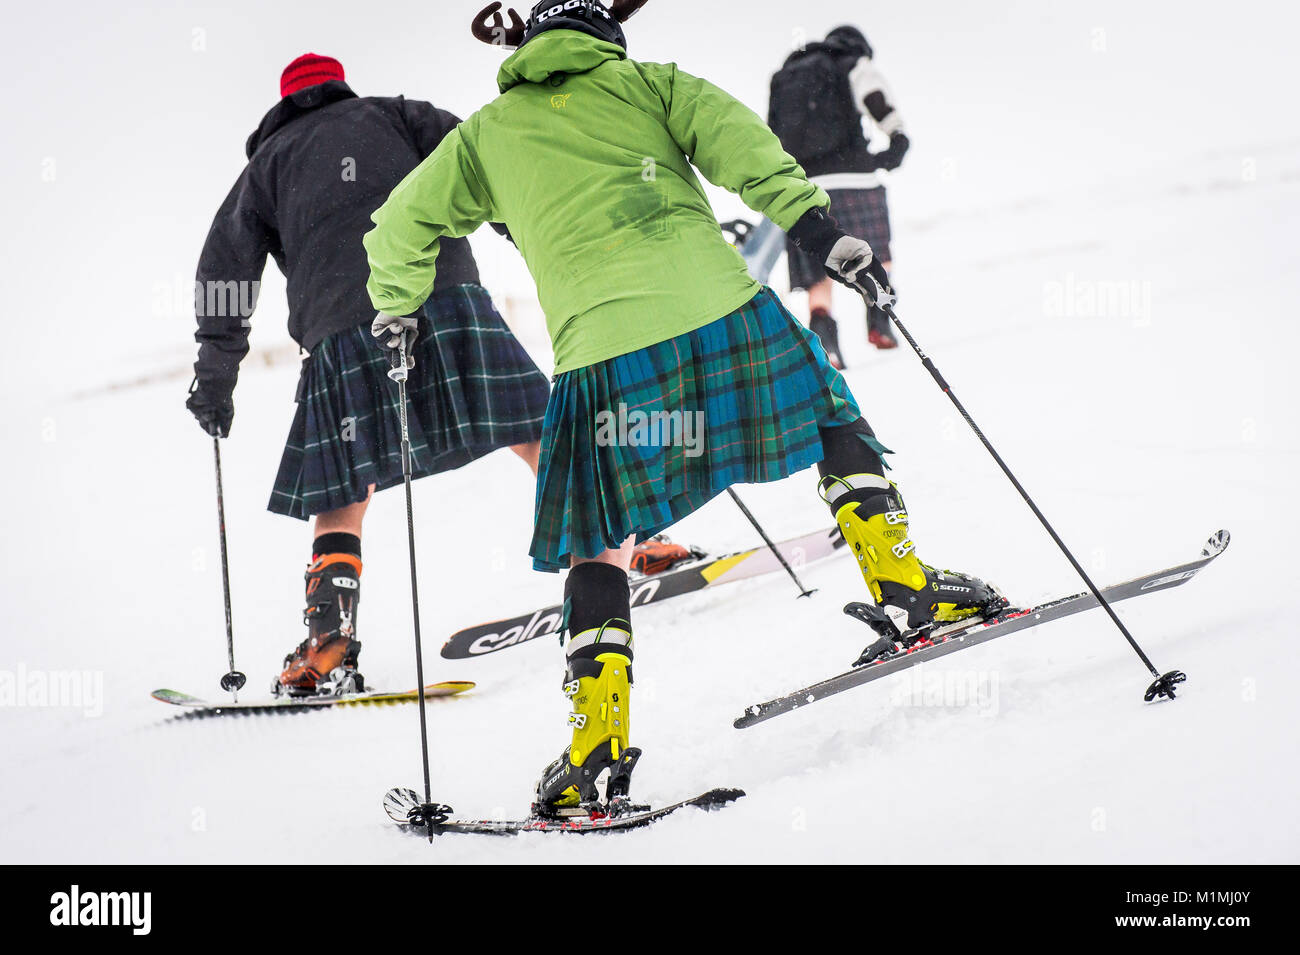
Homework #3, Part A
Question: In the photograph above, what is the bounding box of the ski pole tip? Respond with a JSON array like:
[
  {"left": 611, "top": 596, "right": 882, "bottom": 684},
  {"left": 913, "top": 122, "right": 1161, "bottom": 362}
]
[
  {"left": 220, "top": 670, "right": 247, "bottom": 693},
  {"left": 1144, "top": 669, "right": 1187, "bottom": 703}
]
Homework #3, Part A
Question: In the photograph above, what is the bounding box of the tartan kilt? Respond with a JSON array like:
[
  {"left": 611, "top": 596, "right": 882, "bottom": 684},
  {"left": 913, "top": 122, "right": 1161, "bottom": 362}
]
[
  {"left": 529, "top": 286, "right": 862, "bottom": 572},
  {"left": 269, "top": 284, "right": 549, "bottom": 520},
  {"left": 787, "top": 186, "right": 893, "bottom": 291}
]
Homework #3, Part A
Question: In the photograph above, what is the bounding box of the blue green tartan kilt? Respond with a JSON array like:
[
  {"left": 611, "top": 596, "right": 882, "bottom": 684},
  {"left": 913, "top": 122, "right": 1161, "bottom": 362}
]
[
  {"left": 269, "top": 284, "right": 549, "bottom": 520},
  {"left": 529, "top": 286, "right": 862, "bottom": 572}
]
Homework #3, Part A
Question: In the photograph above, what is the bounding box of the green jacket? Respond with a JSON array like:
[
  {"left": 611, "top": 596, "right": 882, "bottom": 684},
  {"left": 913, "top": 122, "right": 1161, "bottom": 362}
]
[{"left": 365, "top": 31, "right": 828, "bottom": 374}]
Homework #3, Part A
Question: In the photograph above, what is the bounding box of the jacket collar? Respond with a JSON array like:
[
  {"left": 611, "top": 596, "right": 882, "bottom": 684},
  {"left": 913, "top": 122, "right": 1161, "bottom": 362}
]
[{"left": 245, "top": 80, "right": 358, "bottom": 158}]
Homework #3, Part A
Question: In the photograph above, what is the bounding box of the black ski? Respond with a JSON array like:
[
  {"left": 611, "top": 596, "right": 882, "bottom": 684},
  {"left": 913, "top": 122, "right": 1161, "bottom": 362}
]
[
  {"left": 734, "top": 530, "right": 1229, "bottom": 729},
  {"left": 383, "top": 787, "right": 745, "bottom": 835},
  {"left": 442, "top": 527, "right": 844, "bottom": 659}
]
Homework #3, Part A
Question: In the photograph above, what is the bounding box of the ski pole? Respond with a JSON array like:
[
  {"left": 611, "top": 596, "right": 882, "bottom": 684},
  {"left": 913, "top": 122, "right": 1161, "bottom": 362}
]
[
  {"left": 726, "top": 488, "right": 816, "bottom": 598},
  {"left": 388, "top": 334, "right": 451, "bottom": 842},
  {"left": 855, "top": 280, "right": 1186, "bottom": 702},
  {"left": 212, "top": 437, "right": 246, "bottom": 699}
]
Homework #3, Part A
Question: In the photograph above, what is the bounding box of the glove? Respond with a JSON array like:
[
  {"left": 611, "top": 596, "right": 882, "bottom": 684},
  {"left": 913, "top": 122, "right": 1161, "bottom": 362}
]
[
  {"left": 370, "top": 311, "right": 419, "bottom": 369},
  {"left": 826, "top": 238, "right": 896, "bottom": 308},
  {"left": 868, "top": 132, "right": 910, "bottom": 172},
  {"left": 788, "top": 207, "right": 897, "bottom": 305},
  {"left": 187, "top": 377, "right": 234, "bottom": 438}
]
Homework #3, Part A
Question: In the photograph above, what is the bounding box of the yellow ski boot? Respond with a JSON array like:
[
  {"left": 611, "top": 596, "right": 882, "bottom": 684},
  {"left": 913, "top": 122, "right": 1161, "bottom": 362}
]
[
  {"left": 825, "top": 476, "right": 1005, "bottom": 658},
  {"left": 534, "top": 622, "right": 640, "bottom": 817}
]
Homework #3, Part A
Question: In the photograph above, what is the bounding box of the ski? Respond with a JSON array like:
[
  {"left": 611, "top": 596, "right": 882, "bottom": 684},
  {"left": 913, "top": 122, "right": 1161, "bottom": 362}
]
[
  {"left": 383, "top": 787, "right": 745, "bottom": 835},
  {"left": 442, "top": 527, "right": 845, "bottom": 659},
  {"left": 734, "top": 529, "right": 1230, "bottom": 728},
  {"left": 151, "top": 680, "right": 475, "bottom": 717}
]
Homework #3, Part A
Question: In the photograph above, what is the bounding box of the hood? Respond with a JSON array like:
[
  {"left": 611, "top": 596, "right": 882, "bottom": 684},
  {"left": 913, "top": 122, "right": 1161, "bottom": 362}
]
[
  {"left": 497, "top": 30, "right": 626, "bottom": 94},
  {"left": 245, "top": 80, "right": 358, "bottom": 158}
]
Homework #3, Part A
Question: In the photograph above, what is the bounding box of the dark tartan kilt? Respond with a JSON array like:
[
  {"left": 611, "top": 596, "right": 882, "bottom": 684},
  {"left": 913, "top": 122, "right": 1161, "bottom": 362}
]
[
  {"left": 269, "top": 284, "right": 549, "bottom": 520},
  {"left": 529, "top": 286, "right": 862, "bottom": 572},
  {"left": 787, "top": 186, "right": 893, "bottom": 291}
]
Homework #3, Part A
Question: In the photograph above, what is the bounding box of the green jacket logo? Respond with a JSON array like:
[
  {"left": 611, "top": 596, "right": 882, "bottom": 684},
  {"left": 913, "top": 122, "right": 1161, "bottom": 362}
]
[{"left": 550, "top": 93, "right": 572, "bottom": 109}]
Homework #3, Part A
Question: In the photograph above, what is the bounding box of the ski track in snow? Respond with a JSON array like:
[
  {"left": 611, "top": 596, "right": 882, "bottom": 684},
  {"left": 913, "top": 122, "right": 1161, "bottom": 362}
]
[{"left": 3, "top": 9, "right": 1299, "bottom": 862}]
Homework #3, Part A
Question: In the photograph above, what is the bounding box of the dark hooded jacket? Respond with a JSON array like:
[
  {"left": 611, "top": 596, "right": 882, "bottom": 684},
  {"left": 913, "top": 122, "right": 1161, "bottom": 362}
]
[
  {"left": 193, "top": 81, "right": 480, "bottom": 387},
  {"left": 768, "top": 37, "right": 906, "bottom": 180}
]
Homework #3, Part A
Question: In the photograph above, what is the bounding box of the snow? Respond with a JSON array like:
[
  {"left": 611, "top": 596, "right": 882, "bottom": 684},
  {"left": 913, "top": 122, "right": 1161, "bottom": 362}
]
[{"left": 2, "top": 0, "right": 1298, "bottom": 863}]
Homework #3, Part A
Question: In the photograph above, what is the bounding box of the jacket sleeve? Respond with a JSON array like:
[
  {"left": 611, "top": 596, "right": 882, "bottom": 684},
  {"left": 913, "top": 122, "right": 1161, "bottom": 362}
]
[
  {"left": 848, "top": 57, "right": 906, "bottom": 136},
  {"left": 193, "top": 167, "right": 276, "bottom": 388},
  {"left": 398, "top": 98, "right": 463, "bottom": 159},
  {"left": 364, "top": 124, "right": 496, "bottom": 316},
  {"left": 645, "top": 63, "right": 827, "bottom": 232}
]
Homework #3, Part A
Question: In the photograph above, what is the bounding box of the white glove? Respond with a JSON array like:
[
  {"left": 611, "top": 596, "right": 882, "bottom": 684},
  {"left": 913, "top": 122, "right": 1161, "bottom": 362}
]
[
  {"left": 370, "top": 312, "right": 419, "bottom": 369},
  {"left": 826, "top": 237, "right": 896, "bottom": 308},
  {"left": 825, "top": 235, "right": 874, "bottom": 286}
]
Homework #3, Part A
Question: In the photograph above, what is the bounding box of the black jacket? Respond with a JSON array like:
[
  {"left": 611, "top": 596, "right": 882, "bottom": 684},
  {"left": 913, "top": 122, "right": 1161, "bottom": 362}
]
[
  {"left": 768, "top": 43, "right": 908, "bottom": 181},
  {"left": 193, "top": 82, "right": 480, "bottom": 387}
]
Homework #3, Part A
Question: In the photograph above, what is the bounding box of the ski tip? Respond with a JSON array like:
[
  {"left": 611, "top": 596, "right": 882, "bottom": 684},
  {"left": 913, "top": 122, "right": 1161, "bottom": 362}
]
[
  {"left": 1202, "top": 529, "right": 1230, "bottom": 559},
  {"left": 151, "top": 689, "right": 201, "bottom": 705}
]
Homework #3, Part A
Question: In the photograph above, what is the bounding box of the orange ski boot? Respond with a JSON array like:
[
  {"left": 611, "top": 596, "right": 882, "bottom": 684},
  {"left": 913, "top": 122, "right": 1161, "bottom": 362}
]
[
  {"left": 277, "top": 553, "right": 364, "bottom": 697},
  {"left": 630, "top": 536, "right": 698, "bottom": 576}
]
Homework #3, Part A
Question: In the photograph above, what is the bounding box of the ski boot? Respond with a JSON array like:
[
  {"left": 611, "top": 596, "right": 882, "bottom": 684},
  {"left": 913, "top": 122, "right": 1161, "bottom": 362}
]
[
  {"left": 630, "top": 535, "right": 699, "bottom": 576},
  {"left": 826, "top": 478, "right": 1005, "bottom": 665},
  {"left": 533, "top": 627, "right": 641, "bottom": 818},
  {"left": 810, "top": 311, "right": 846, "bottom": 370},
  {"left": 277, "top": 553, "right": 365, "bottom": 697},
  {"left": 867, "top": 306, "right": 898, "bottom": 350}
]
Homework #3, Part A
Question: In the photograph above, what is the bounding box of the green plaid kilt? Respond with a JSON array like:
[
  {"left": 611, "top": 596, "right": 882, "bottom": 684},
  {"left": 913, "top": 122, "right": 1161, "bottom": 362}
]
[
  {"left": 269, "top": 284, "right": 549, "bottom": 520},
  {"left": 529, "top": 286, "right": 862, "bottom": 572}
]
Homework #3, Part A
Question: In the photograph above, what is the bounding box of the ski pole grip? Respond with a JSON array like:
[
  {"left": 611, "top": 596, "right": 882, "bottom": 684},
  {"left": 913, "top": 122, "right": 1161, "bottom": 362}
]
[{"left": 387, "top": 332, "right": 409, "bottom": 383}]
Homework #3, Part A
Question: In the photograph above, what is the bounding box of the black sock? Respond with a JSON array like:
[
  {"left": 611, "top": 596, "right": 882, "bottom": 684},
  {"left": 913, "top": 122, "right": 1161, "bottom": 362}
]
[
  {"left": 817, "top": 419, "right": 895, "bottom": 514},
  {"left": 313, "top": 532, "right": 361, "bottom": 560},
  {"left": 563, "top": 562, "right": 632, "bottom": 663},
  {"left": 811, "top": 306, "right": 831, "bottom": 320}
]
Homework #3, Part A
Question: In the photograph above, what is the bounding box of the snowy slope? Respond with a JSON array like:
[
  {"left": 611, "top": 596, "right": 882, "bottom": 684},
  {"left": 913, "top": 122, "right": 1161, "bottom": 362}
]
[{"left": 1, "top": 0, "right": 1298, "bottom": 863}]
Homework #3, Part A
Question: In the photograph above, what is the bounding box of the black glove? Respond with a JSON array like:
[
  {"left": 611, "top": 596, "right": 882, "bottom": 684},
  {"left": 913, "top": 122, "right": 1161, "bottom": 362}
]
[
  {"left": 787, "top": 208, "right": 896, "bottom": 306},
  {"left": 187, "top": 377, "right": 234, "bottom": 438},
  {"left": 868, "top": 132, "right": 910, "bottom": 172},
  {"left": 855, "top": 256, "right": 896, "bottom": 308}
]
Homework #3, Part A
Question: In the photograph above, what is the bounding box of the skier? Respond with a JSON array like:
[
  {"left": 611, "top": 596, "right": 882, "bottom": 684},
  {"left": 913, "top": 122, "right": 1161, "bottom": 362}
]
[
  {"left": 364, "top": 1, "right": 999, "bottom": 811},
  {"left": 769, "top": 25, "right": 910, "bottom": 365},
  {"left": 185, "top": 53, "right": 551, "bottom": 696}
]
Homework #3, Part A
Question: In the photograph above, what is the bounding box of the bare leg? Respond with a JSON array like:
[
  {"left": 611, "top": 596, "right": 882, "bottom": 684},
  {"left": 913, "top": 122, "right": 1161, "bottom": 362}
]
[
  {"left": 570, "top": 535, "right": 636, "bottom": 572},
  {"left": 510, "top": 440, "right": 542, "bottom": 476},
  {"left": 313, "top": 484, "right": 375, "bottom": 540},
  {"left": 807, "top": 276, "right": 834, "bottom": 316}
]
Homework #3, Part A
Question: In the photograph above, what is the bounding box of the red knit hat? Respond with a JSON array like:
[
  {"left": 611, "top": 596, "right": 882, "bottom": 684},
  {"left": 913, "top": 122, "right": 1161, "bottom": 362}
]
[{"left": 280, "top": 53, "right": 345, "bottom": 98}]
